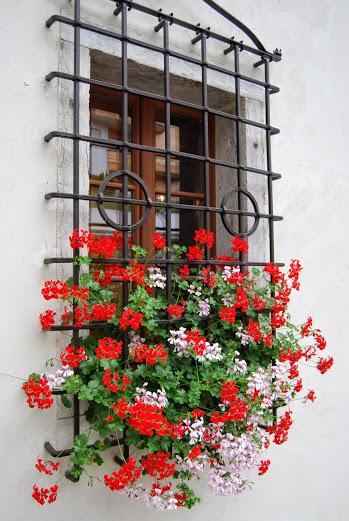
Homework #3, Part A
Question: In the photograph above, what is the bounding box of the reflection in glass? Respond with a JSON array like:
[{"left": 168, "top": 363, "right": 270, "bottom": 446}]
[
  {"left": 89, "top": 94, "right": 133, "bottom": 238},
  {"left": 155, "top": 109, "right": 204, "bottom": 247},
  {"left": 89, "top": 186, "right": 133, "bottom": 237}
]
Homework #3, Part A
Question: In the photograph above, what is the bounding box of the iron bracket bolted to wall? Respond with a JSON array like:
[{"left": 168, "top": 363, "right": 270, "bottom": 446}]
[{"left": 44, "top": 0, "right": 283, "bottom": 479}]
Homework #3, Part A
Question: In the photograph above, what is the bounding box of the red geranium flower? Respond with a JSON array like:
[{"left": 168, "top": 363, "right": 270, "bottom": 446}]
[
  {"left": 194, "top": 228, "right": 214, "bottom": 248},
  {"left": 167, "top": 301, "right": 186, "bottom": 318},
  {"left": 95, "top": 337, "right": 123, "bottom": 359},
  {"left": 258, "top": 460, "right": 270, "bottom": 475},
  {"left": 179, "top": 264, "right": 190, "bottom": 279},
  {"left": 39, "top": 310, "right": 56, "bottom": 330},
  {"left": 186, "top": 245, "right": 204, "bottom": 261},
  {"left": 119, "top": 308, "right": 143, "bottom": 330},
  {"left": 151, "top": 233, "right": 166, "bottom": 249},
  {"left": 231, "top": 236, "right": 249, "bottom": 254},
  {"left": 316, "top": 356, "right": 334, "bottom": 374},
  {"left": 219, "top": 307, "right": 236, "bottom": 324}
]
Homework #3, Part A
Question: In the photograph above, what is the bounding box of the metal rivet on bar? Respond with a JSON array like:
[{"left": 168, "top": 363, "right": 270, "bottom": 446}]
[
  {"left": 154, "top": 9, "right": 174, "bottom": 31},
  {"left": 192, "top": 24, "right": 211, "bottom": 44},
  {"left": 254, "top": 54, "right": 270, "bottom": 68},
  {"left": 191, "top": 24, "right": 201, "bottom": 45},
  {"left": 154, "top": 11, "right": 165, "bottom": 32},
  {"left": 223, "top": 36, "right": 235, "bottom": 55},
  {"left": 113, "top": 1, "right": 122, "bottom": 16},
  {"left": 224, "top": 39, "right": 243, "bottom": 54},
  {"left": 114, "top": 0, "right": 133, "bottom": 16}
]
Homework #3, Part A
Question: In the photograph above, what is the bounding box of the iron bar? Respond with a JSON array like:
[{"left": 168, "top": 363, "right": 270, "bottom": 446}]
[
  {"left": 202, "top": 0, "right": 266, "bottom": 52},
  {"left": 46, "top": 68, "right": 279, "bottom": 100},
  {"left": 234, "top": 45, "right": 243, "bottom": 236},
  {"left": 72, "top": 0, "right": 81, "bottom": 446},
  {"left": 120, "top": 1, "right": 130, "bottom": 463},
  {"left": 45, "top": 14, "right": 281, "bottom": 88},
  {"left": 46, "top": 307, "right": 278, "bottom": 332},
  {"left": 109, "top": 0, "right": 280, "bottom": 61},
  {"left": 162, "top": 20, "right": 173, "bottom": 319},
  {"left": 200, "top": 33, "right": 211, "bottom": 248},
  {"left": 46, "top": 84, "right": 280, "bottom": 133},
  {"left": 45, "top": 191, "right": 282, "bottom": 222},
  {"left": 44, "top": 131, "right": 281, "bottom": 179},
  {"left": 44, "top": 257, "right": 285, "bottom": 267},
  {"left": 45, "top": 437, "right": 124, "bottom": 458},
  {"left": 264, "top": 58, "right": 275, "bottom": 265}
]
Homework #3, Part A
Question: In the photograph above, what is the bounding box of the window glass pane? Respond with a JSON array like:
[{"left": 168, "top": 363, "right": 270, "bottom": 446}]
[
  {"left": 89, "top": 93, "right": 133, "bottom": 239},
  {"left": 89, "top": 185, "right": 133, "bottom": 236},
  {"left": 154, "top": 108, "right": 204, "bottom": 246}
]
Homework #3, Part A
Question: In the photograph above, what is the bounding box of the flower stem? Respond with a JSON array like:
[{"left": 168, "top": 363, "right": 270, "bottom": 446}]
[{"left": 0, "top": 372, "right": 26, "bottom": 381}]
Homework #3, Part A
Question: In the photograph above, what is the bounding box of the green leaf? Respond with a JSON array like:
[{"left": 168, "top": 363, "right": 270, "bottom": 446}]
[
  {"left": 177, "top": 279, "right": 189, "bottom": 290},
  {"left": 188, "top": 381, "right": 201, "bottom": 407},
  {"left": 99, "top": 289, "right": 114, "bottom": 301},
  {"left": 146, "top": 437, "right": 162, "bottom": 453},
  {"left": 145, "top": 319, "right": 158, "bottom": 331},
  {"left": 69, "top": 464, "right": 84, "bottom": 478},
  {"left": 124, "top": 428, "right": 142, "bottom": 447},
  {"left": 176, "top": 483, "right": 201, "bottom": 508},
  {"left": 185, "top": 300, "right": 197, "bottom": 313},
  {"left": 79, "top": 357, "right": 97, "bottom": 376},
  {"left": 88, "top": 280, "right": 101, "bottom": 291},
  {"left": 62, "top": 375, "right": 82, "bottom": 395},
  {"left": 61, "top": 395, "right": 73, "bottom": 408},
  {"left": 171, "top": 244, "right": 187, "bottom": 258},
  {"left": 74, "top": 256, "right": 92, "bottom": 267},
  {"left": 78, "top": 380, "right": 100, "bottom": 401},
  {"left": 174, "top": 388, "right": 187, "bottom": 404},
  {"left": 93, "top": 419, "right": 112, "bottom": 438},
  {"left": 131, "top": 245, "right": 148, "bottom": 258},
  {"left": 74, "top": 434, "right": 88, "bottom": 451},
  {"left": 79, "top": 273, "right": 93, "bottom": 285},
  {"left": 27, "top": 372, "right": 41, "bottom": 381}
]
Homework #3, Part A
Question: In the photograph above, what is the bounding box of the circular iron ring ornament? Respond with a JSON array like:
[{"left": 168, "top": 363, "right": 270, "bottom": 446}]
[
  {"left": 97, "top": 170, "right": 152, "bottom": 231},
  {"left": 221, "top": 187, "right": 260, "bottom": 238}
]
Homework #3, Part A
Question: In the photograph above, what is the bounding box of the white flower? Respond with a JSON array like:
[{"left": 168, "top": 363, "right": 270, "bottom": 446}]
[
  {"left": 168, "top": 328, "right": 190, "bottom": 357},
  {"left": 62, "top": 367, "right": 74, "bottom": 378},
  {"left": 147, "top": 267, "right": 166, "bottom": 289},
  {"left": 236, "top": 326, "right": 250, "bottom": 346},
  {"left": 135, "top": 383, "right": 168, "bottom": 409},
  {"left": 222, "top": 265, "right": 240, "bottom": 282},
  {"left": 129, "top": 331, "right": 146, "bottom": 350},
  {"left": 222, "top": 293, "right": 233, "bottom": 306},
  {"left": 188, "top": 284, "right": 202, "bottom": 297},
  {"left": 198, "top": 299, "right": 210, "bottom": 316},
  {"left": 227, "top": 354, "right": 247, "bottom": 375},
  {"left": 195, "top": 341, "right": 222, "bottom": 362},
  {"left": 41, "top": 365, "right": 74, "bottom": 389}
]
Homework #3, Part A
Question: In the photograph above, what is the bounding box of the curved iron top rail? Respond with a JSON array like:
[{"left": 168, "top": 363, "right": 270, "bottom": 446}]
[
  {"left": 110, "top": 0, "right": 281, "bottom": 62},
  {"left": 203, "top": 0, "right": 266, "bottom": 53}
]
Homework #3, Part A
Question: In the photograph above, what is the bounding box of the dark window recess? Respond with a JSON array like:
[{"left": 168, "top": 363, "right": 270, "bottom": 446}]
[{"left": 43, "top": 0, "right": 283, "bottom": 473}]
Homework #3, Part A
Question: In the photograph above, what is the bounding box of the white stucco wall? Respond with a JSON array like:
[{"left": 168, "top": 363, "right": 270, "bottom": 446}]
[{"left": 0, "top": 0, "right": 348, "bottom": 519}]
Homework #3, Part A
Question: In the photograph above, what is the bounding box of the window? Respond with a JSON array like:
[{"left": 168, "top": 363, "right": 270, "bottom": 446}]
[{"left": 89, "top": 86, "right": 215, "bottom": 252}]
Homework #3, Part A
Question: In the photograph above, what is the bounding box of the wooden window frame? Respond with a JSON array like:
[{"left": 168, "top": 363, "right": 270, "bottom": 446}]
[{"left": 90, "top": 85, "right": 216, "bottom": 254}]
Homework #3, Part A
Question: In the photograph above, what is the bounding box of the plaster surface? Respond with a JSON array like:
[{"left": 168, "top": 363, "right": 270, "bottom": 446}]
[{"left": 0, "top": 1, "right": 348, "bottom": 519}]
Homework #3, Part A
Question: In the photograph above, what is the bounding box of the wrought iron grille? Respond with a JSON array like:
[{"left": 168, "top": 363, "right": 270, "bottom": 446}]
[{"left": 43, "top": 0, "right": 283, "bottom": 473}]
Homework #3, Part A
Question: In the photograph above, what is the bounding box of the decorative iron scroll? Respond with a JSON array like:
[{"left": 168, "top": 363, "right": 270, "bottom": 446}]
[{"left": 44, "top": 0, "right": 283, "bottom": 475}]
